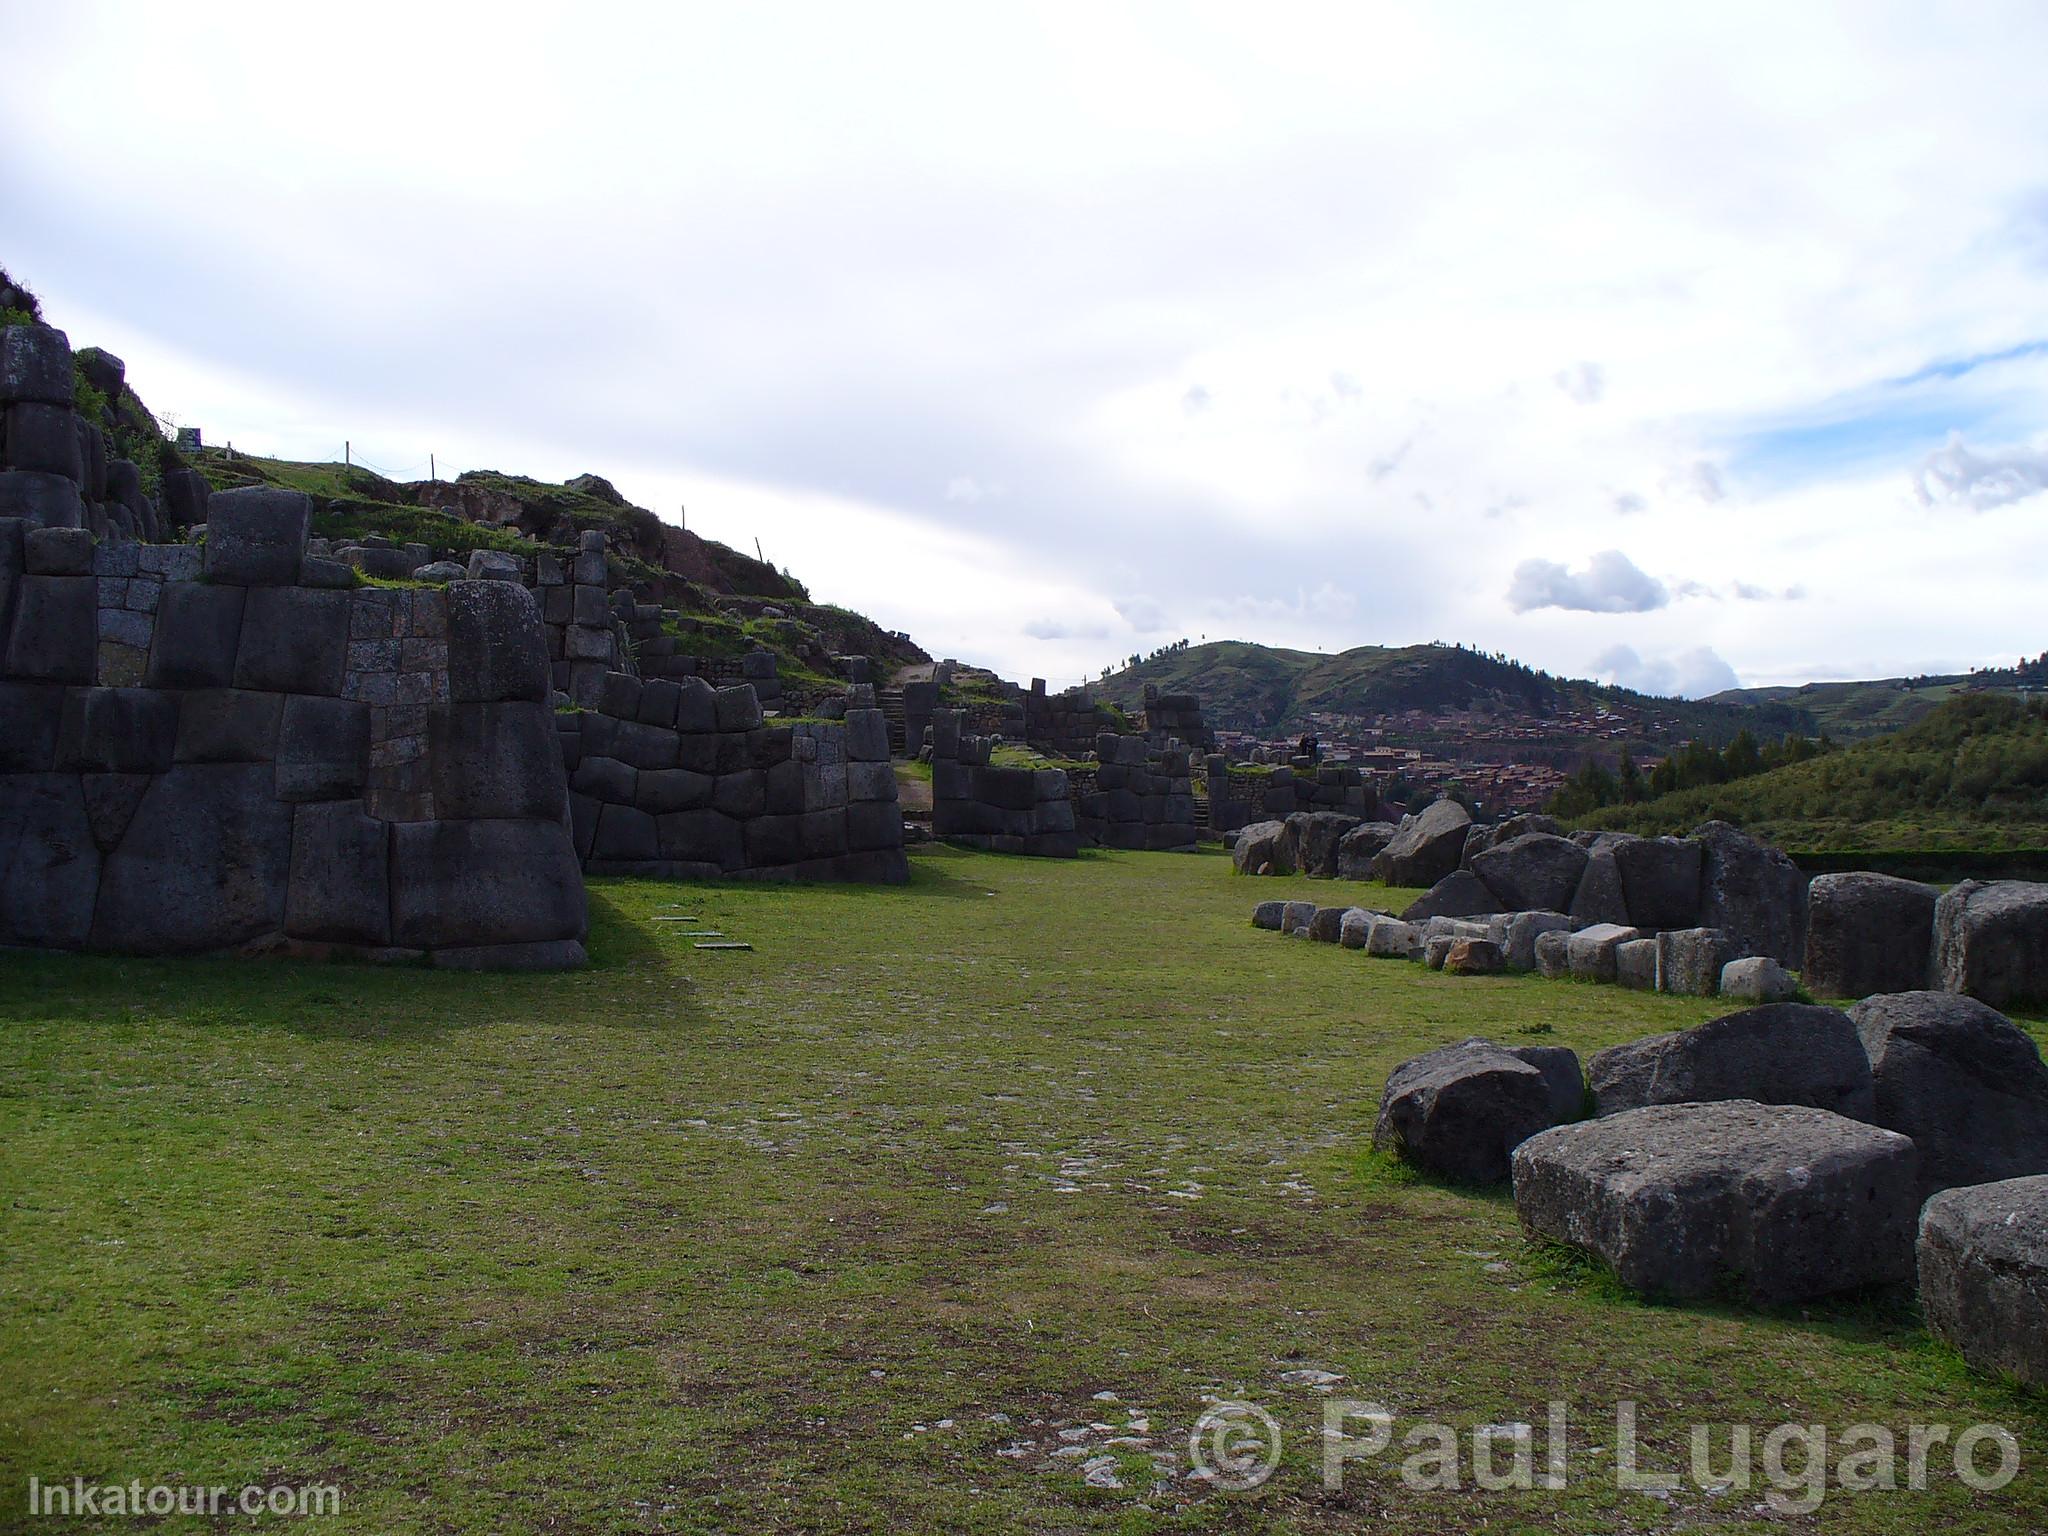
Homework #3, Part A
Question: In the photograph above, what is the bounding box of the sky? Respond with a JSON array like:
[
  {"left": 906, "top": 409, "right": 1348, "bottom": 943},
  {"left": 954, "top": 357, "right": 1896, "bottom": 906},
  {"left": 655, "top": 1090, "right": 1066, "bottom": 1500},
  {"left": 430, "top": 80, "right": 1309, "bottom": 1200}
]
[{"left": 5, "top": 2, "right": 2047, "bottom": 697}]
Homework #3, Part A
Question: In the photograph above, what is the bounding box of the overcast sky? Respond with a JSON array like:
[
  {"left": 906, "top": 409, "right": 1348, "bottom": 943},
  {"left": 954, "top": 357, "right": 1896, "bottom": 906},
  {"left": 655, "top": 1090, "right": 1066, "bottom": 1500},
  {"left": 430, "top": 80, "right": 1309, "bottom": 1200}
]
[{"left": 6, "top": 3, "right": 2047, "bottom": 695}]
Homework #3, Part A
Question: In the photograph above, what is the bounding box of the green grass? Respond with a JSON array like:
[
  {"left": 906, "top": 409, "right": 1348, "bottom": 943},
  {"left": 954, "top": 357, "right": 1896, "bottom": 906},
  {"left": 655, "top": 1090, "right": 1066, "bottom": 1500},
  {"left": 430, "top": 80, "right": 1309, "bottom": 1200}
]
[{"left": 3, "top": 848, "right": 2044, "bottom": 1533}]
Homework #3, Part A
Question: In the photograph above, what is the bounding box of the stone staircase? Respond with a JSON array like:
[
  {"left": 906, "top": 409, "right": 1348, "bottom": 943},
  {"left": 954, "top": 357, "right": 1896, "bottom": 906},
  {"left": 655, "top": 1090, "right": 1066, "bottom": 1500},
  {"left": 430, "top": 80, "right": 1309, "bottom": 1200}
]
[{"left": 878, "top": 685, "right": 909, "bottom": 757}]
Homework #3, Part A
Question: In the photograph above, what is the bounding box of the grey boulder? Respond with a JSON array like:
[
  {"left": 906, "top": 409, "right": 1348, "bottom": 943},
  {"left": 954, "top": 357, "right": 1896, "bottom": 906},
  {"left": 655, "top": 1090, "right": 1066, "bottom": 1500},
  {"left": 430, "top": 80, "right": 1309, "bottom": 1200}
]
[
  {"left": 1335, "top": 820, "right": 1396, "bottom": 880},
  {"left": 1470, "top": 832, "right": 1587, "bottom": 914},
  {"left": 1917, "top": 1176, "right": 2048, "bottom": 1388},
  {"left": 1804, "top": 871, "right": 1939, "bottom": 999},
  {"left": 1932, "top": 879, "right": 2048, "bottom": 1008},
  {"left": 1374, "top": 1038, "right": 1568, "bottom": 1183},
  {"left": 1401, "top": 868, "right": 1503, "bottom": 922},
  {"left": 1513, "top": 1100, "right": 1919, "bottom": 1303},
  {"left": 1372, "top": 798, "right": 1472, "bottom": 889},
  {"left": 1720, "top": 955, "right": 1797, "bottom": 1003},
  {"left": 1586, "top": 1002, "right": 1875, "bottom": 1119},
  {"left": 1232, "top": 818, "right": 1296, "bottom": 876},
  {"left": 1696, "top": 820, "right": 1808, "bottom": 968},
  {"left": 1851, "top": 990, "right": 2048, "bottom": 1197}
]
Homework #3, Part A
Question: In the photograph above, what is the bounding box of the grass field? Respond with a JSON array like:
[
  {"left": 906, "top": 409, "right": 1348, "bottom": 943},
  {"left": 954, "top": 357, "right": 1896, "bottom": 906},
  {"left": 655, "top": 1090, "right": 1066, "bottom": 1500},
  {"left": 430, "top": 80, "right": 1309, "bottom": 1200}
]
[{"left": 3, "top": 847, "right": 2045, "bottom": 1534}]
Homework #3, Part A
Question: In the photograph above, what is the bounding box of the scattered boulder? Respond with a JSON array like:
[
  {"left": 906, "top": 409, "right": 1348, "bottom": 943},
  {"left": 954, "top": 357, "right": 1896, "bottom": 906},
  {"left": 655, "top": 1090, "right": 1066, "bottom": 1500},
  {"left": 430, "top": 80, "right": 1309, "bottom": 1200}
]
[
  {"left": 1232, "top": 818, "right": 1296, "bottom": 876},
  {"left": 1850, "top": 991, "right": 2048, "bottom": 1197},
  {"left": 1444, "top": 938, "right": 1506, "bottom": 976},
  {"left": 202, "top": 487, "right": 311, "bottom": 585},
  {"left": 1462, "top": 813, "right": 1566, "bottom": 869},
  {"left": 1501, "top": 910, "right": 1572, "bottom": 972},
  {"left": 1565, "top": 922, "right": 1641, "bottom": 983},
  {"left": 1611, "top": 835, "right": 1702, "bottom": 931},
  {"left": 1513, "top": 1100, "right": 1919, "bottom": 1303},
  {"left": 1533, "top": 928, "right": 1573, "bottom": 980},
  {"left": 1338, "top": 908, "right": 1379, "bottom": 949},
  {"left": 1696, "top": 820, "right": 1808, "bottom": 968},
  {"left": 1279, "top": 900, "right": 1317, "bottom": 935},
  {"left": 1365, "top": 917, "right": 1423, "bottom": 959},
  {"left": 1720, "top": 955, "right": 1797, "bottom": 1003},
  {"left": 1288, "top": 810, "right": 1361, "bottom": 877},
  {"left": 1803, "top": 872, "right": 1939, "bottom": 999},
  {"left": 1374, "top": 1039, "right": 1564, "bottom": 1183},
  {"left": 1423, "top": 934, "right": 1455, "bottom": 970},
  {"left": 1655, "top": 927, "right": 1733, "bottom": 997},
  {"left": 1586, "top": 1003, "right": 1875, "bottom": 1119},
  {"left": 1470, "top": 832, "right": 1588, "bottom": 914},
  {"left": 1373, "top": 798, "right": 1472, "bottom": 888},
  {"left": 1306, "top": 905, "right": 1350, "bottom": 943},
  {"left": 1336, "top": 821, "right": 1396, "bottom": 880},
  {"left": 413, "top": 559, "right": 466, "bottom": 583},
  {"left": 1251, "top": 899, "right": 1287, "bottom": 931},
  {"left": 1401, "top": 869, "right": 1503, "bottom": 922},
  {"left": 1567, "top": 844, "right": 1631, "bottom": 927},
  {"left": 1614, "top": 938, "right": 1659, "bottom": 991},
  {"left": 1931, "top": 879, "right": 2048, "bottom": 1009},
  {"left": 1918, "top": 1176, "right": 2048, "bottom": 1388}
]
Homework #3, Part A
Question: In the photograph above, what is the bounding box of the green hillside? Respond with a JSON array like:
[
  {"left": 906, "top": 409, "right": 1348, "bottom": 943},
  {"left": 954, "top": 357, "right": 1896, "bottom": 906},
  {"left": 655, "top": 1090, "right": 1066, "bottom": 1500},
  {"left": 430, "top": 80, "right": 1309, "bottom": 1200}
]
[
  {"left": 1578, "top": 693, "right": 2048, "bottom": 850},
  {"left": 1707, "top": 669, "right": 2043, "bottom": 741},
  {"left": 1095, "top": 640, "right": 1816, "bottom": 745}
]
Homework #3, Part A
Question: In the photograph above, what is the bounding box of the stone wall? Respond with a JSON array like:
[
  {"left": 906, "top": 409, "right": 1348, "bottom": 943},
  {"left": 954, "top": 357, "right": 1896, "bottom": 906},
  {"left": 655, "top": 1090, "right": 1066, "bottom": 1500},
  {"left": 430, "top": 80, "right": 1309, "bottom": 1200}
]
[
  {"left": 0, "top": 490, "right": 588, "bottom": 968},
  {"left": 1209, "top": 758, "right": 1376, "bottom": 833},
  {"left": 1076, "top": 734, "right": 1198, "bottom": 851},
  {"left": 1020, "top": 680, "right": 1122, "bottom": 759},
  {"left": 561, "top": 674, "right": 909, "bottom": 882},
  {"left": 928, "top": 708, "right": 1079, "bottom": 856},
  {"left": 2, "top": 322, "right": 194, "bottom": 541},
  {"left": 1139, "top": 684, "right": 1212, "bottom": 751}
]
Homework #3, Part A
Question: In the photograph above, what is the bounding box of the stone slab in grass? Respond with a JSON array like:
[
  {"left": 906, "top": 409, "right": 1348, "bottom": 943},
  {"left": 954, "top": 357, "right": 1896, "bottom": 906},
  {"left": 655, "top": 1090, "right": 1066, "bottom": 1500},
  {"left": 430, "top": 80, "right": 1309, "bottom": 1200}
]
[
  {"left": 1918, "top": 1175, "right": 2048, "bottom": 1388},
  {"left": 1513, "top": 1100, "right": 1919, "bottom": 1304},
  {"left": 1586, "top": 1002, "right": 1875, "bottom": 1120},
  {"left": 1374, "top": 1038, "right": 1573, "bottom": 1184}
]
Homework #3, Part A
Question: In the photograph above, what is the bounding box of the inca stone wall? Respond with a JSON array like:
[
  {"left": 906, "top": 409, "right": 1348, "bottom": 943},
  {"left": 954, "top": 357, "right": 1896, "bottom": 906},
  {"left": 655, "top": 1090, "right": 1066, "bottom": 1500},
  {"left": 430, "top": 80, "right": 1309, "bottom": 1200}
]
[
  {"left": 561, "top": 673, "right": 909, "bottom": 882},
  {"left": 1138, "top": 684, "right": 1212, "bottom": 752},
  {"left": 1076, "top": 734, "right": 1198, "bottom": 851},
  {"left": 1020, "top": 679, "right": 1122, "bottom": 760},
  {"left": 0, "top": 488, "right": 589, "bottom": 967},
  {"left": 928, "top": 709, "right": 1079, "bottom": 857},
  {"left": 1209, "top": 758, "right": 1376, "bottom": 833}
]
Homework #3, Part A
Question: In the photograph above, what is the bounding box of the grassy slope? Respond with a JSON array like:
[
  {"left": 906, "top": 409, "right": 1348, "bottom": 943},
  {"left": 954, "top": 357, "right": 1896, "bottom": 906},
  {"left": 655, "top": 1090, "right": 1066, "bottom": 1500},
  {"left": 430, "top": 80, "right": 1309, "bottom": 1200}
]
[
  {"left": 4, "top": 849, "right": 2044, "bottom": 1534},
  {"left": 1097, "top": 641, "right": 1816, "bottom": 745},
  {"left": 1583, "top": 696, "right": 2048, "bottom": 850},
  {"left": 1707, "top": 678, "right": 2010, "bottom": 742}
]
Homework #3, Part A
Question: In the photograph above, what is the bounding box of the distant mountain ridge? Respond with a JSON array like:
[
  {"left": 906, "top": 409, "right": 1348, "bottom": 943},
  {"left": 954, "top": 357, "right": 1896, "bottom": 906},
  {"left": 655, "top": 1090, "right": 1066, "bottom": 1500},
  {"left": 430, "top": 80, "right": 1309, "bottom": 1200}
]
[{"left": 1092, "top": 640, "right": 1816, "bottom": 746}]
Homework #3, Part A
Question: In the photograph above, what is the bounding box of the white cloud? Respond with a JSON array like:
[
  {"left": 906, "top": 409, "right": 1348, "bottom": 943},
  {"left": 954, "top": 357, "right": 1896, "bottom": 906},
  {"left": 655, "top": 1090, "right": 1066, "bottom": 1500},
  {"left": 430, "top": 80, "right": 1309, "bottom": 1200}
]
[
  {"left": 1592, "top": 644, "right": 1741, "bottom": 699},
  {"left": 1113, "top": 595, "right": 1168, "bottom": 633},
  {"left": 1554, "top": 361, "right": 1605, "bottom": 404},
  {"left": 1180, "top": 384, "right": 1212, "bottom": 416},
  {"left": 944, "top": 475, "right": 1000, "bottom": 504},
  {"left": 1914, "top": 432, "right": 2048, "bottom": 511},
  {"left": 1506, "top": 550, "right": 1668, "bottom": 614}
]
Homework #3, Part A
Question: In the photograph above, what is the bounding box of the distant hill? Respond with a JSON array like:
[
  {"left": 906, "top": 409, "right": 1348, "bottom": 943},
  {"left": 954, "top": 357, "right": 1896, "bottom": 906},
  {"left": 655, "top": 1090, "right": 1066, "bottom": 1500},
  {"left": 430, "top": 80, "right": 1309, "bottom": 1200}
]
[
  {"left": 1092, "top": 640, "right": 1816, "bottom": 747},
  {"left": 1707, "top": 664, "right": 2045, "bottom": 741},
  {"left": 1577, "top": 694, "right": 2048, "bottom": 850}
]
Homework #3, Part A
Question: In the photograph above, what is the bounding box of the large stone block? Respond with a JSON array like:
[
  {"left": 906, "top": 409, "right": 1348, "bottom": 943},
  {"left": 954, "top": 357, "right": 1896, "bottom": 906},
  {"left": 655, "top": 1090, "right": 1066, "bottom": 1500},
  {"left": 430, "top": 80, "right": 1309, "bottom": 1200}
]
[
  {"left": 1471, "top": 832, "right": 1587, "bottom": 914},
  {"left": 1696, "top": 820, "right": 1808, "bottom": 967},
  {"left": 390, "top": 818, "right": 587, "bottom": 948},
  {"left": 0, "top": 681, "right": 66, "bottom": 770},
  {"left": 1611, "top": 835, "right": 1702, "bottom": 930},
  {"left": 1932, "top": 879, "right": 2048, "bottom": 1008},
  {"left": 657, "top": 807, "right": 744, "bottom": 869},
  {"left": 159, "top": 467, "right": 210, "bottom": 530},
  {"left": 4, "top": 573, "right": 95, "bottom": 682},
  {"left": 1851, "top": 990, "right": 2048, "bottom": 1197},
  {"left": 1513, "top": 1101, "right": 1918, "bottom": 1304},
  {"left": 1654, "top": 927, "right": 1733, "bottom": 996},
  {"left": 1, "top": 324, "right": 73, "bottom": 404},
  {"left": 172, "top": 687, "right": 282, "bottom": 763},
  {"left": 285, "top": 799, "right": 391, "bottom": 946},
  {"left": 426, "top": 700, "right": 567, "bottom": 820},
  {"left": 636, "top": 766, "right": 715, "bottom": 816},
  {"left": 0, "top": 772, "right": 100, "bottom": 946},
  {"left": 673, "top": 676, "right": 718, "bottom": 733},
  {"left": 607, "top": 719, "right": 679, "bottom": 772},
  {"left": 1372, "top": 799, "right": 1472, "bottom": 888},
  {"left": 1918, "top": 1176, "right": 2048, "bottom": 1388},
  {"left": 271, "top": 694, "right": 369, "bottom": 801},
  {"left": 91, "top": 763, "right": 293, "bottom": 953},
  {"left": 1805, "top": 873, "right": 1942, "bottom": 1001},
  {"left": 713, "top": 769, "right": 766, "bottom": 819},
  {"left": 146, "top": 581, "right": 244, "bottom": 688},
  {"left": 714, "top": 685, "right": 763, "bottom": 732},
  {"left": 1401, "top": 869, "right": 1502, "bottom": 922},
  {"left": 1373, "top": 1039, "right": 1564, "bottom": 1183},
  {"left": 1288, "top": 810, "right": 1362, "bottom": 878},
  {"left": 1587, "top": 1003, "right": 1875, "bottom": 1119},
  {"left": 846, "top": 759, "right": 896, "bottom": 802},
  {"left": 57, "top": 686, "right": 177, "bottom": 773},
  {"left": 1567, "top": 845, "right": 1630, "bottom": 926},
  {"left": 445, "top": 580, "right": 549, "bottom": 704},
  {"left": 745, "top": 812, "right": 803, "bottom": 867},
  {"left": 1614, "top": 938, "right": 1660, "bottom": 991},
  {"left": 844, "top": 707, "right": 889, "bottom": 762},
  {"left": 1720, "top": 954, "right": 1797, "bottom": 1003},
  {"left": 1501, "top": 910, "right": 1572, "bottom": 972},
  {"left": 1231, "top": 818, "right": 1296, "bottom": 876},
  {"left": 591, "top": 802, "right": 659, "bottom": 861},
  {"left": 1336, "top": 821, "right": 1397, "bottom": 881},
  {"left": 203, "top": 487, "right": 311, "bottom": 584},
  {"left": 233, "top": 586, "right": 350, "bottom": 696},
  {"left": 0, "top": 471, "right": 83, "bottom": 529},
  {"left": 3, "top": 402, "right": 82, "bottom": 478},
  {"left": 26, "top": 525, "right": 93, "bottom": 575},
  {"left": 846, "top": 799, "right": 902, "bottom": 852},
  {"left": 81, "top": 772, "right": 150, "bottom": 851},
  {"left": 1564, "top": 922, "right": 1641, "bottom": 983}
]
